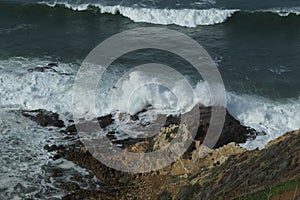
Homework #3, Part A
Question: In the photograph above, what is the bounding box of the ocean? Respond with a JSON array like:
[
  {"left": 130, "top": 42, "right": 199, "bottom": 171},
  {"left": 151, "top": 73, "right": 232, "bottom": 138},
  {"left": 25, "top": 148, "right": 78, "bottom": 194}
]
[{"left": 0, "top": 0, "right": 300, "bottom": 199}]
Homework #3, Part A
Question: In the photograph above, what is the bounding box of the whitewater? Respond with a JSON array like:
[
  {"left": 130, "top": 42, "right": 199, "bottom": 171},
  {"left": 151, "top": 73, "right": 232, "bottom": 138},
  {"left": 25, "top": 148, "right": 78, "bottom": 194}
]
[
  {"left": 38, "top": 1, "right": 300, "bottom": 27},
  {"left": 0, "top": 57, "right": 299, "bottom": 150}
]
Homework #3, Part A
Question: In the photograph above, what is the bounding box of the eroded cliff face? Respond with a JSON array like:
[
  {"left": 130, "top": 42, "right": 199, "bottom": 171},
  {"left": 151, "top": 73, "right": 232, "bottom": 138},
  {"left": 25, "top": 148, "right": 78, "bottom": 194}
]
[
  {"left": 54, "top": 127, "right": 299, "bottom": 200},
  {"left": 23, "top": 108, "right": 300, "bottom": 199}
]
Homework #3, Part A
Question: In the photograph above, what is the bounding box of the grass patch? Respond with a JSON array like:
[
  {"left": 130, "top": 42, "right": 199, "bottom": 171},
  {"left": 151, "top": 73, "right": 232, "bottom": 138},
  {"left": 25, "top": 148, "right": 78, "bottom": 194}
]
[{"left": 240, "top": 177, "right": 300, "bottom": 200}]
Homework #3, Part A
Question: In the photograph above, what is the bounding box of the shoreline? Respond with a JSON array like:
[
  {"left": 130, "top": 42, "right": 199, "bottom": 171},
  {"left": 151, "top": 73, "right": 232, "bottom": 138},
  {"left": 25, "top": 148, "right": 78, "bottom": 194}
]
[{"left": 21, "top": 106, "right": 300, "bottom": 199}]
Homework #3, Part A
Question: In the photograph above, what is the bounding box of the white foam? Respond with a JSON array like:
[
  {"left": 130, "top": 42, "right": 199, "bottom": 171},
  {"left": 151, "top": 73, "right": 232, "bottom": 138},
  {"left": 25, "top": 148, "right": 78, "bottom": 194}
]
[
  {"left": 228, "top": 93, "right": 300, "bottom": 150},
  {"left": 190, "top": 0, "right": 216, "bottom": 7},
  {"left": 40, "top": 1, "right": 238, "bottom": 27},
  {"left": 263, "top": 7, "right": 300, "bottom": 17},
  {"left": 107, "top": 70, "right": 201, "bottom": 115},
  {"left": 0, "top": 57, "right": 299, "bottom": 150},
  {"left": 0, "top": 110, "right": 65, "bottom": 199},
  {"left": 0, "top": 57, "right": 74, "bottom": 116}
]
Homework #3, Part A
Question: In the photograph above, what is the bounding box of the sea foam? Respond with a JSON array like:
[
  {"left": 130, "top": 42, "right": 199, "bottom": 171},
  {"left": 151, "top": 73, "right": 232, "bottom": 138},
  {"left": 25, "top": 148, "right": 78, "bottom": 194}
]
[{"left": 0, "top": 57, "right": 299, "bottom": 149}]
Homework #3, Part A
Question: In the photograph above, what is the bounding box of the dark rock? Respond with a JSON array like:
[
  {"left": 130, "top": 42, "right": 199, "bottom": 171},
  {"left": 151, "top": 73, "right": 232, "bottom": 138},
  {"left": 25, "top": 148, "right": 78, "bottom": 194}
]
[
  {"left": 62, "top": 105, "right": 256, "bottom": 150},
  {"left": 70, "top": 176, "right": 84, "bottom": 183},
  {"left": 48, "top": 63, "right": 58, "bottom": 67},
  {"left": 44, "top": 144, "right": 64, "bottom": 152},
  {"left": 64, "top": 114, "right": 114, "bottom": 135},
  {"left": 59, "top": 182, "right": 80, "bottom": 191},
  {"left": 22, "top": 109, "right": 64, "bottom": 128},
  {"left": 97, "top": 114, "right": 114, "bottom": 128},
  {"left": 164, "top": 115, "right": 181, "bottom": 127},
  {"left": 49, "top": 168, "right": 64, "bottom": 177},
  {"left": 157, "top": 191, "right": 172, "bottom": 200},
  {"left": 27, "top": 63, "right": 57, "bottom": 73},
  {"left": 195, "top": 106, "right": 258, "bottom": 148},
  {"left": 154, "top": 106, "right": 257, "bottom": 148},
  {"left": 129, "top": 105, "right": 153, "bottom": 121},
  {"left": 106, "top": 131, "right": 117, "bottom": 140},
  {"left": 64, "top": 124, "right": 77, "bottom": 135}
]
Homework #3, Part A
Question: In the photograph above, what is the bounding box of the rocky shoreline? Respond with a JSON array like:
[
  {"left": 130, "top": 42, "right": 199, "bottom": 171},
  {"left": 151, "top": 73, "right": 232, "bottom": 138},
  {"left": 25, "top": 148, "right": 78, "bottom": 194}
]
[{"left": 23, "top": 107, "right": 300, "bottom": 199}]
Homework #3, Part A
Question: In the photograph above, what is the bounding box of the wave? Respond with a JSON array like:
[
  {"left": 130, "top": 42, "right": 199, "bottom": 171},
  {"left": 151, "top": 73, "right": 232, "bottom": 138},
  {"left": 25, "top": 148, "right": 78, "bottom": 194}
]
[
  {"left": 40, "top": 1, "right": 238, "bottom": 27},
  {"left": 36, "top": 1, "right": 300, "bottom": 27},
  {"left": 1, "top": 57, "right": 299, "bottom": 149},
  {"left": 1, "top": 1, "right": 299, "bottom": 27},
  {"left": 263, "top": 7, "right": 300, "bottom": 17},
  {"left": 228, "top": 94, "right": 300, "bottom": 150}
]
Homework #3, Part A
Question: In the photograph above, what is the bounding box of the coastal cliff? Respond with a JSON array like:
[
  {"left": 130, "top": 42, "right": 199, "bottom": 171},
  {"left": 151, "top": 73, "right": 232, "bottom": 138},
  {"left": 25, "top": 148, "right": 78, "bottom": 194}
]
[{"left": 24, "top": 108, "right": 300, "bottom": 199}]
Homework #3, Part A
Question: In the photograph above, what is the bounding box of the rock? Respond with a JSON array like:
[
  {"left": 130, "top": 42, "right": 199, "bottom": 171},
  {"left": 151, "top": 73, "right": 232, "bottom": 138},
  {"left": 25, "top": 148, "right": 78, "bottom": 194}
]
[
  {"left": 44, "top": 144, "right": 64, "bottom": 152},
  {"left": 126, "top": 141, "right": 150, "bottom": 153},
  {"left": 64, "top": 114, "right": 115, "bottom": 134},
  {"left": 48, "top": 63, "right": 58, "bottom": 67},
  {"left": 157, "top": 191, "right": 172, "bottom": 200},
  {"left": 49, "top": 168, "right": 64, "bottom": 177},
  {"left": 22, "top": 109, "right": 64, "bottom": 128},
  {"left": 97, "top": 114, "right": 115, "bottom": 128},
  {"left": 175, "top": 184, "right": 200, "bottom": 200},
  {"left": 59, "top": 182, "right": 80, "bottom": 191},
  {"left": 64, "top": 124, "right": 77, "bottom": 135},
  {"left": 192, "top": 129, "right": 300, "bottom": 200},
  {"left": 196, "top": 106, "right": 258, "bottom": 148},
  {"left": 27, "top": 63, "right": 57, "bottom": 73},
  {"left": 266, "top": 129, "right": 300, "bottom": 148},
  {"left": 44, "top": 102, "right": 300, "bottom": 200}
]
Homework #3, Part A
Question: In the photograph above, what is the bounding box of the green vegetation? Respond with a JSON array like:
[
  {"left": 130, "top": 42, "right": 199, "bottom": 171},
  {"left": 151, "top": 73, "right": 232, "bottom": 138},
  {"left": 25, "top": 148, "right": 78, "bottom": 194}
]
[
  {"left": 175, "top": 184, "right": 201, "bottom": 200},
  {"left": 240, "top": 177, "right": 300, "bottom": 200}
]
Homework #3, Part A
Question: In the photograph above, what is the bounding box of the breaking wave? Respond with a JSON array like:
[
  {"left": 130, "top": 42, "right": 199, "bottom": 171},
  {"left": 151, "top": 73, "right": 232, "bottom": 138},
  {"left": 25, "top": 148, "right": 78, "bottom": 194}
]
[
  {"left": 1, "top": 57, "right": 299, "bottom": 149},
  {"left": 40, "top": 1, "right": 238, "bottom": 27}
]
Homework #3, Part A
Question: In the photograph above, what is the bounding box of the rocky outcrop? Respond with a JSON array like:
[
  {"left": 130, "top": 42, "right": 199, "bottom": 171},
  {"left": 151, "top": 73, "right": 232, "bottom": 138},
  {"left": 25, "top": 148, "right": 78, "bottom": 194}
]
[
  {"left": 21, "top": 109, "right": 65, "bottom": 128},
  {"left": 63, "top": 105, "right": 258, "bottom": 149},
  {"left": 196, "top": 106, "right": 257, "bottom": 148},
  {"left": 27, "top": 63, "right": 58, "bottom": 73},
  {"left": 46, "top": 126, "right": 300, "bottom": 200},
  {"left": 187, "top": 129, "right": 300, "bottom": 200},
  {"left": 27, "top": 63, "right": 72, "bottom": 75},
  {"left": 64, "top": 114, "right": 115, "bottom": 134},
  {"left": 24, "top": 106, "right": 299, "bottom": 200}
]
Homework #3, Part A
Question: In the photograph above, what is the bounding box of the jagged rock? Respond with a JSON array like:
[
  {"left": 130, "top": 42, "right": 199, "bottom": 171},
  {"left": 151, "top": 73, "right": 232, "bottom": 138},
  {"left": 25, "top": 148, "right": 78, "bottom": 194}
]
[
  {"left": 64, "top": 114, "right": 115, "bottom": 134},
  {"left": 195, "top": 106, "right": 258, "bottom": 148},
  {"left": 47, "top": 105, "right": 300, "bottom": 200},
  {"left": 22, "top": 109, "right": 65, "bottom": 128},
  {"left": 47, "top": 124, "right": 300, "bottom": 200},
  {"left": 27, "top": 63, "right": 58, "bottom": 73}
]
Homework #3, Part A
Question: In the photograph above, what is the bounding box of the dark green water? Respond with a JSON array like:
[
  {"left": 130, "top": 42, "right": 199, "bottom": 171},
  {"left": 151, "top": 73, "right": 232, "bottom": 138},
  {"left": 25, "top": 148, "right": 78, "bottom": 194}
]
[{"left": 1, "top": 1, "right": 300, "bottom": 99}]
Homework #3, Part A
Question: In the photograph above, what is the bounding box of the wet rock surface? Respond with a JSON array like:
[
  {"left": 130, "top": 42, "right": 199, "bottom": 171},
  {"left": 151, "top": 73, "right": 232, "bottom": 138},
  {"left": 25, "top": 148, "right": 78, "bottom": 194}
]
[
  {"left": 27, "top": 63, "right": 72, "bottom": 75},
  {"left": 63, "top": 105, "right": 258, "bottom": 149},
  {"left": 23, "top": 106, "right": 299, "bottom": 199},
  {"left": 22, "top": 109, "right": 65, "bottom": 128}
]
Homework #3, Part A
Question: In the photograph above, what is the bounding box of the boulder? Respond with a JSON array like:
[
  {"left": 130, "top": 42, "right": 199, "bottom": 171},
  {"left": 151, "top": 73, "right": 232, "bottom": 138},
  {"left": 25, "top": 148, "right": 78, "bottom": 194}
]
[{"left": 22, "top": 109, "right": 64, "bottom": 128}]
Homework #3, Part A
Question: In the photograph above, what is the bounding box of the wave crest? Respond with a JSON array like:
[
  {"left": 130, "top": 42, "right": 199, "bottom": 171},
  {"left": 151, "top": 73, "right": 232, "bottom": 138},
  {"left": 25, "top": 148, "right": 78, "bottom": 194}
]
[{"left": 40, "top": 1, "right": 238, "bottom": 27}]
